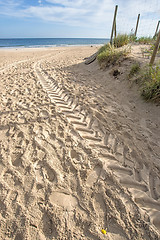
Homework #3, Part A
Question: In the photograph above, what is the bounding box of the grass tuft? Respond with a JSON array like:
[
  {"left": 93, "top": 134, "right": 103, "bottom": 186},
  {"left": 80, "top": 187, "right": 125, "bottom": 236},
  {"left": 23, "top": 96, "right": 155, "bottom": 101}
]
[
  {"left": 140, "top": 65, "right": 160, "bottom": 102},
  {"left": 129, "top": 34, "right": 137, "bottom": 42},
  {"left": 129, "top": 62, "right": 140, "bottom": 78},
  {"left": 113, "top": 34, "right": 129, "bottom": 48},
  {"left": 97, "top": 43, "right": 130, "bottom": 69},
  {"left": 98, "top": 44, "right": 110, "bottom": 54}
]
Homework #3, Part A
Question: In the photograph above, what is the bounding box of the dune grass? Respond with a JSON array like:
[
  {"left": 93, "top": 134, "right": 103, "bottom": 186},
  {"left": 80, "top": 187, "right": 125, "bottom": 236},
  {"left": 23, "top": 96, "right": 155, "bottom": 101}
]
[
  {"left": 128, "top": 62, "right": 140, "bottom": 78},
  {"left": 112, "top": 34, "right": 155, "bottom": 47},
  {"left": 128, "top": 62, "right": 160, "bottom": 102},
  {"left": 140, "top": 65, "right": 160, "bottom": 102},
  {"left": 129, "top": 34, "right": 137, "bottom": 42},
  {"left": 97, "top": 43, "right": 130, "bottom": 68},
  {"left": 113, "top": 34, "right": 129, "bottom": 48},
  {"left": 136, "top": 36, "right": 154, "bottom": 44},
  {"left": 98, "top": 44, "right": 110, "bottom": 54}
]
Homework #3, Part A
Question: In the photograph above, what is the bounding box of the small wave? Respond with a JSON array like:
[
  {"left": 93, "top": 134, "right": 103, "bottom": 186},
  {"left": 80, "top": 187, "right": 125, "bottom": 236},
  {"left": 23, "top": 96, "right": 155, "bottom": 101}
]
[
  {"left": 0, "top": 45, "right": 25, "bottom": 48},
  {"left": 26, "top": 45, "right": 57, "bottom": 48}
]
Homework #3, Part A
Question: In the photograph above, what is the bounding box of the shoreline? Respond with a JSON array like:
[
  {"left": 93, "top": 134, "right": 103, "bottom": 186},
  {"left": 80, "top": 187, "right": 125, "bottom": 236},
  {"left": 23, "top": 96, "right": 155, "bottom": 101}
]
[{"left": 0, "top": 44, "right": 101, "bottom": 51}]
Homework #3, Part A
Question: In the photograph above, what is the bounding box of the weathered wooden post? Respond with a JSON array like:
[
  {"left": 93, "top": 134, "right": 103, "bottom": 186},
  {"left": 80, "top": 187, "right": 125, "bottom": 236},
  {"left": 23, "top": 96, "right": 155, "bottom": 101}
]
[
  {"left": 135, "top": 14, "right": 140, "bottom": 36},
  {"left": 110, "top": 5, "right": 118, "bottom": 45},
  {"left": 150, "top": 30, "right": 160, "bottom": 65},
  {"left": 154, "top": 20, "right": 160, "bottom": 38},
  {"left": 114, "top": 21, "right": 117, "bottom": 38}
]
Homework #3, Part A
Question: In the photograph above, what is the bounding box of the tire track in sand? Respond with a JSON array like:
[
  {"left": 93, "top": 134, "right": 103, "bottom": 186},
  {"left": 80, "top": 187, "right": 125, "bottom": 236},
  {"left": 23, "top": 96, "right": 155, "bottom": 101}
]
[{"left": 34, "top": 59, "right": 160, "bottom": 233}]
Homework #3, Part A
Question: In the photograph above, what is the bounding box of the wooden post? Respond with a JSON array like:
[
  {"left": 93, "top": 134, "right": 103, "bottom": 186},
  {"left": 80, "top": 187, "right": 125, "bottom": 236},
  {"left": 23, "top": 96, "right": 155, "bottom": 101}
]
[
  {"left": 135, "top": 14, "right": 140, "bottom": 36},
  {"left": 110, "top": 5, "right": 118, "bottom": 45},
  {"left": 154, "top": 20, "right": 160, "bottom": 37},
  {"left": 114, "top": 21, "right": 117, "bottom": 38},
  {"left": 150, "top": 30, "right": 160, "bottom": 65}
]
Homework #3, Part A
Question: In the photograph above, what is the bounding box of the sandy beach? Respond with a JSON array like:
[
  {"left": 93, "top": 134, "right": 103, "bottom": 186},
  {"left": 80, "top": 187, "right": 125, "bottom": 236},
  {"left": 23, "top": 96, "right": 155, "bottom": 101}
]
[{"left": 0, "top": 45, "right": 160, "bottom": 240}]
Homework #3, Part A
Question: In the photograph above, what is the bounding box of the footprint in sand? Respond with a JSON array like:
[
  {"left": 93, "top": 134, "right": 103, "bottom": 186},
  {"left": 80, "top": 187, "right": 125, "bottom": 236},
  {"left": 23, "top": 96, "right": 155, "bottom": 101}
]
[
  {"left": 86, "top": 165, "right": 102, "bottom": 187},
  {"left": 49, "top": 191, "right": 78, "bottom": 211},
  {"left": 34, "top": 161, "right": 56, "bottom": 184}
]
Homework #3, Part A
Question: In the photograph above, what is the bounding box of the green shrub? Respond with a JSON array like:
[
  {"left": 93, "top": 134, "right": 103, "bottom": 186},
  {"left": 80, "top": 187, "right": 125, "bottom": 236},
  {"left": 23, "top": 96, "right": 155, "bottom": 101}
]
[
  {"left": 113, "top": 34, "right": 129, "bottom": 48},
  {"left": 141, "top": 65, "right": 160, "bottom": 101}
]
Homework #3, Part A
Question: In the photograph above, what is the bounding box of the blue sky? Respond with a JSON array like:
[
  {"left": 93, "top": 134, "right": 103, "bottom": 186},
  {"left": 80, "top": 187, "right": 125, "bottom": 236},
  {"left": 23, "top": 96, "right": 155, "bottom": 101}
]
[{"left": 0, "top": 0, "right": 159, "bottom": 38}]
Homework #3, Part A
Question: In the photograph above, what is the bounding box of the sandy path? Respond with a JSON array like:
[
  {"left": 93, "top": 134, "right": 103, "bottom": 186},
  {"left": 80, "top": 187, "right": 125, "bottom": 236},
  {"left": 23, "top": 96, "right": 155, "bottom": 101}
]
[{"left": 0, "top": 46, "right": 160, "bottom": 240}]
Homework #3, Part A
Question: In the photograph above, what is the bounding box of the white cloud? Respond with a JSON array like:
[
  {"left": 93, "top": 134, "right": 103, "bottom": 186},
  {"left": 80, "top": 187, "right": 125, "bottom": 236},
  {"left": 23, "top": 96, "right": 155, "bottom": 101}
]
[
  {"left": 0, "top": 0, "right": 160, "bottom": 37},
  {"left": 31, "top": 0, "right": 114, "bottom": 27}
]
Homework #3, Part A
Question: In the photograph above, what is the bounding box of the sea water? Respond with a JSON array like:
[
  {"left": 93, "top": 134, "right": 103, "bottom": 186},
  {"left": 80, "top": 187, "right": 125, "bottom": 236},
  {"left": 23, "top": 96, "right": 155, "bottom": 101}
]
[{"left": 0, "top": 38, "right": 109, "bottom": 48}]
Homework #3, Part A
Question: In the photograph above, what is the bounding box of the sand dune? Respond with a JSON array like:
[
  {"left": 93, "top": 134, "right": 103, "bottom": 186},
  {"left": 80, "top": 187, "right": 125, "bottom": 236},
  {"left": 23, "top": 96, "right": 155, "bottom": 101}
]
[{"left": 0, "top": 46, "right": 160, "bottom": 239}]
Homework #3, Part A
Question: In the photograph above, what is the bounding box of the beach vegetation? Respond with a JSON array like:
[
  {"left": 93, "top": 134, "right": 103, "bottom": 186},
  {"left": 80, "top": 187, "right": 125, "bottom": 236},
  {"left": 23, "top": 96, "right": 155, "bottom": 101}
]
[
  {"left": 136, "top": 36, "right": 154, "bottom": 44},
  {"left": 140, "top": 64, "right": 160, "bottom": 102},
  {"left": 129, "top": 62, "right": 140, "bottom": 78},
  {"left": 98, "top": 44, "right": 110, "bottom": 54},
  {"left": 128, "top": 62, "right": 160, "bottom": 102},
  {"left": 129, "top": 34, "right": 137, "bottom": 42},
  {"left": 112, "top": 34, "right": 155, "bottom": 47},
  {"left": 140, "top": 45, "right": 153, "bottom": 58},
  {"left": 97, "top": 43, "right": 130, "bottom": 68},
  {"left": 113, "top": 34, "right": 129, "bottom": 48}
]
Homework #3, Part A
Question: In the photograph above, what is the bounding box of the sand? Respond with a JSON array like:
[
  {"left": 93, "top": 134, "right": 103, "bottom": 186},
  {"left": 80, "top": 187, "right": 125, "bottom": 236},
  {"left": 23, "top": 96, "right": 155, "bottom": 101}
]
[{"left": 0, "top": 45, "right": 160, "bottom": 240}]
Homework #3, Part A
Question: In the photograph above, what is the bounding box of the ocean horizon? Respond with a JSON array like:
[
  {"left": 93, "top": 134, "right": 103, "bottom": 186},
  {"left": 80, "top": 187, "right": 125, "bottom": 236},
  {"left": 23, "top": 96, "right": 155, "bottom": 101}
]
[{"left": 0, "top": 38, "right": 109, "bottom": 48}]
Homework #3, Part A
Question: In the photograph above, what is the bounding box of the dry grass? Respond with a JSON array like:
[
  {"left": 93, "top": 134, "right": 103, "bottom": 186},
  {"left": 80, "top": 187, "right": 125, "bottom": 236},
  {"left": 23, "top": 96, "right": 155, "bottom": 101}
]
[
  {"left": 97, "top": 43, "right": 130, "bottom": 69},
  {"left": 113, "top": 34, "right": 129, "bottom": 48}
]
